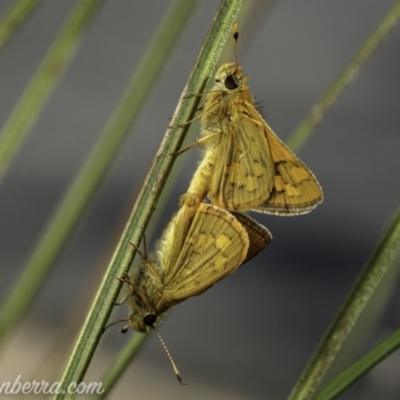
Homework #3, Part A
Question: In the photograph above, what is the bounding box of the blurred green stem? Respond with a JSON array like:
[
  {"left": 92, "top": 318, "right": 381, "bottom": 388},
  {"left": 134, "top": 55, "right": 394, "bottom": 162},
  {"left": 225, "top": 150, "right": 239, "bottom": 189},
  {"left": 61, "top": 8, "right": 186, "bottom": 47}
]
[
  {"left": 55, "top": 1, "right": 242, "bottom": 398},
  {"left": 288, "top": 4, "right": 400, "bottom": 399},
  {"left": 288, "top": 205, "right": 400, "bottom": 400},
  {"left": 287, "top": 1, "right": 400, "bottom": 152},
  {"left": 0, "top": 0, "right": 105, "bottom": 180},
  {"left": 315, "top": 326, "right": 400, "bottom": 400},
  {"left": 0, "top": 0, "right": 194, "bottom": 349},
  {"left": 0, "top": 0, "right": 42, "bottom": 51},
  {"left": 92, "top": 333, "right": 148, "bottom": 400}
]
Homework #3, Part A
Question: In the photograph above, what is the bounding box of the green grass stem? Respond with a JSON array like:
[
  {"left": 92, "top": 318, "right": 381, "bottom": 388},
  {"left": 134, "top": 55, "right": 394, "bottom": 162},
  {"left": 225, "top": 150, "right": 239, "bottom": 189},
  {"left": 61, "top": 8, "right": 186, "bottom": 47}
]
[
  {"left": 0, "top": 0, "right": 105, "bottom": 180},
  {"left": 287, "top": 1, "right": 400, "bottom": 152},
  {"left": 315, "top": 326, "right": 400, "bottom": 400},
  {"left": 0, "top": 0, "right": 42, "bottom": 52},
  {"left": 0, "top": 0, "right": 196, "bottom": 349},
  {"left": 54, "top": 1, "right": 242, "bottom": 398},
  {"left": 288, "top": 205, "right": 400, "bottom": 400}
]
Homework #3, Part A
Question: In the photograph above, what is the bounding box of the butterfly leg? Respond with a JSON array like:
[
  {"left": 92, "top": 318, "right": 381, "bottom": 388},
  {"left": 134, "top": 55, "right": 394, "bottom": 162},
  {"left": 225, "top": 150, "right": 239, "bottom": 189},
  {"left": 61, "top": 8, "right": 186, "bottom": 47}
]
[
  {"left": 114, "top": 293, "right": 131, "bottom": 306},
  {"left": 168, "top": 92, "right": 221, "bottom": 129},
  {"left": 115, "top": 272, "right": 134, "bottom": 306},
  {"left": 103, "top": 317, "right": 130, "bottom": 332},
  {"left": 168, "top": 113, "right": 202, "bottom": 129},
  {"left": 129, "top": 241, "right": 162, "bottom": 282},
  {"left": 172, "top": 131, "right": 220, "bottom": 156}
]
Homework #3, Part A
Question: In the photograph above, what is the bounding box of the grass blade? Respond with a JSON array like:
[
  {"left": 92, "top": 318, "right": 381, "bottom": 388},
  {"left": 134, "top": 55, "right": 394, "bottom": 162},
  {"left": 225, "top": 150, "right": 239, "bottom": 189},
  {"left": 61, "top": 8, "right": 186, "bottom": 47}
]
[
  {"left": 54, "top": 1, "right": 242, "bottom": 398},
  {"left": 315, "top": 326, "right": 400, "bottom": 400},
  {"left": 92, "top": 333, "right": 148, "bottom": 399},
  {"left": 0, "top": 0, "right": 42, "bottom": 52},
  {"left": 0, "top": 0, "right": 105, "bottom": 180},
  {"left": 0, "top": 0, "right": 196, "bottom": 349},
  {"left": 287, "top": 1, "right": 400, "bottom": 152},
  {"left": 288, "top": 205, "right": 400, "bottom": 400}
]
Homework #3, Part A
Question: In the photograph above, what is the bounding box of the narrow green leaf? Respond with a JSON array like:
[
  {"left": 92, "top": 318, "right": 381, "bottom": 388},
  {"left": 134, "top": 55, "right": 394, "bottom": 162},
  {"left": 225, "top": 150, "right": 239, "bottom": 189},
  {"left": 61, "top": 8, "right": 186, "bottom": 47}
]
[
  {"left": 288, "top": 205, "right": 400, "bottom": 400},
  {"left": 95, "top": 2, "right": 272, "bottom": 396},
  {"left": 0, "top": 0, "right": 42, "bottom": 52},
  {"left": 287, "top": 1, "right": 400, "bottom": 152},
  {"left": 92, "top": 333, "right": 148, "bottom": 400},
  {"left": 54, "top": 1, "right": 242, "bottom": 398},
  {"left": 0, "top": 0, "right": 105, "bottom": 180},
  {"left": 315, "top": 327, "right": 400, "bottom": 400},
  {"left": 0, "top": 0, "right": 195, "bottom": 349}
]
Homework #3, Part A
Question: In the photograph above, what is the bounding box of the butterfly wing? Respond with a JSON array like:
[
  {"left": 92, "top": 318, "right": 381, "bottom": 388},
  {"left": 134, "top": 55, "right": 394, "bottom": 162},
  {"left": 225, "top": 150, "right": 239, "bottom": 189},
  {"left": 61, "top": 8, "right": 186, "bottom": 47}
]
[
  {"left": 206, "top": 115, "right": 275, "bottom": 211},
  {"left": 230, "top": 211, "right": 272, "bottom": 265},
  {"left": 247, "top": 107, "right": 323, "bottom": 215},
  {"left": 161, "top": 203, "right": 249, "bottom": 309}
]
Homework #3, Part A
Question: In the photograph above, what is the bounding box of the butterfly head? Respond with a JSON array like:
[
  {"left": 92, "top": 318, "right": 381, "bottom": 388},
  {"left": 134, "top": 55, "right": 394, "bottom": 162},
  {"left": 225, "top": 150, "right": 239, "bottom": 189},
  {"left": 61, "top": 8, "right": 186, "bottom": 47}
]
[
  {"left": 129, "top": 300, "right": 158, "bottom": 333},
  {"left": 214, "top": 62, "right": 248, "bottom": 92}
]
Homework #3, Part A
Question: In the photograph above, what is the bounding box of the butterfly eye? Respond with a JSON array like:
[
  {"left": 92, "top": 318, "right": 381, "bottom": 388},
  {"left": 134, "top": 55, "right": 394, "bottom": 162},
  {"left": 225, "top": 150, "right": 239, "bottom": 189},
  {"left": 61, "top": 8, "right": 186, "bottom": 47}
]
[
  {"left": 143, "top": 313, "right": 157, "bottom": 326},
  {"left": 224, "top": 74, "right": 239, "bottom": 90}
]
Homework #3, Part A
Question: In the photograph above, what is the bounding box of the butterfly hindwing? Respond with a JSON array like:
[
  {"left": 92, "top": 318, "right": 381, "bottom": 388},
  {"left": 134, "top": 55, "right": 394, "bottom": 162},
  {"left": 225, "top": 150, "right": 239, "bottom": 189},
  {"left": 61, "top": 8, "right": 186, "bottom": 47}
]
[
  {"left": 253, "top": 119, "right": 323, "bottom": 215},
  {"left": 230, "top": 211, "right": 272, "bottom": 265}
]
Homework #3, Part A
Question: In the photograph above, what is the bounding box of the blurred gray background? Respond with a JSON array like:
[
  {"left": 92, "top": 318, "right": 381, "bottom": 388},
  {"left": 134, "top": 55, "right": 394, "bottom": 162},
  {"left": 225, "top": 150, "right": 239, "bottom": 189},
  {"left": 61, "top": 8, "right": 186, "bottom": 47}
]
[{"left": 1, "top": 1, "right": 400, "bottom": 399}]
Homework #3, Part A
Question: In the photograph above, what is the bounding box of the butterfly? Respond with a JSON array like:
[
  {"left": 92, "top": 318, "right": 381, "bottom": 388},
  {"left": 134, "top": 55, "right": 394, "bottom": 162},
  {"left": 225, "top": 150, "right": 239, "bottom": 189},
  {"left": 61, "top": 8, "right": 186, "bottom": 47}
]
[
  {"left": 122, "top": 202, "right": 271, "bottom": 333},
  {"left": 178, "top": 27, "right": 323, "bottom": 215}
]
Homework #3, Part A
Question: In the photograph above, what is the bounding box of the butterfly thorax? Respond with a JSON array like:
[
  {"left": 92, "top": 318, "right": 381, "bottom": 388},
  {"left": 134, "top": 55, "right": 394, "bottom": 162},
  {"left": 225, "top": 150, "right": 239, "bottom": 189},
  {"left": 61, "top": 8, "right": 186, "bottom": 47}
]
[{"left": 200, "top": 63, "right": 254, "bottom": 135}]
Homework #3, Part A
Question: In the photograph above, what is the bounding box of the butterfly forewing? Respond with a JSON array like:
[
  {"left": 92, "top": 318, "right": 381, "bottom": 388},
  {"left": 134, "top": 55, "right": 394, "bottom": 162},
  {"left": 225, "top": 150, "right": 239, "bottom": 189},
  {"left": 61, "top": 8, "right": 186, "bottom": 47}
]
[
  {"left": 126, "top": 203, "right": 250, "bottom": 332},
  {"left": 162, "top": 203, "right": 249, "bottom": 306},
  {"left": 207, "top": 117, "right": 275, "bottom": 211}
]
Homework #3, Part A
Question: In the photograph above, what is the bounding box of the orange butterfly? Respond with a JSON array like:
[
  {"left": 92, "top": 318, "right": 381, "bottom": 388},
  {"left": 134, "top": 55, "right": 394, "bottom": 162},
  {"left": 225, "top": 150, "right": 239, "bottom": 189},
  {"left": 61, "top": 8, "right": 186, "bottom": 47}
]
[{"left": 178, "top": 26, "right": 323, "bottom": 215}]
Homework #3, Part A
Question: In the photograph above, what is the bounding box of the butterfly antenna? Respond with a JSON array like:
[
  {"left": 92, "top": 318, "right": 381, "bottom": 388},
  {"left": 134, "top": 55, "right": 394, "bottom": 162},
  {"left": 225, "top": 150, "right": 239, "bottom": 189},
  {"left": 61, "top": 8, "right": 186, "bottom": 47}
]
[
  {"left": 232, "top": 22, "right": 239, "bottom": 73},
  {"left": 151, "top": 325, "right": 185, "bottom": 385}
]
